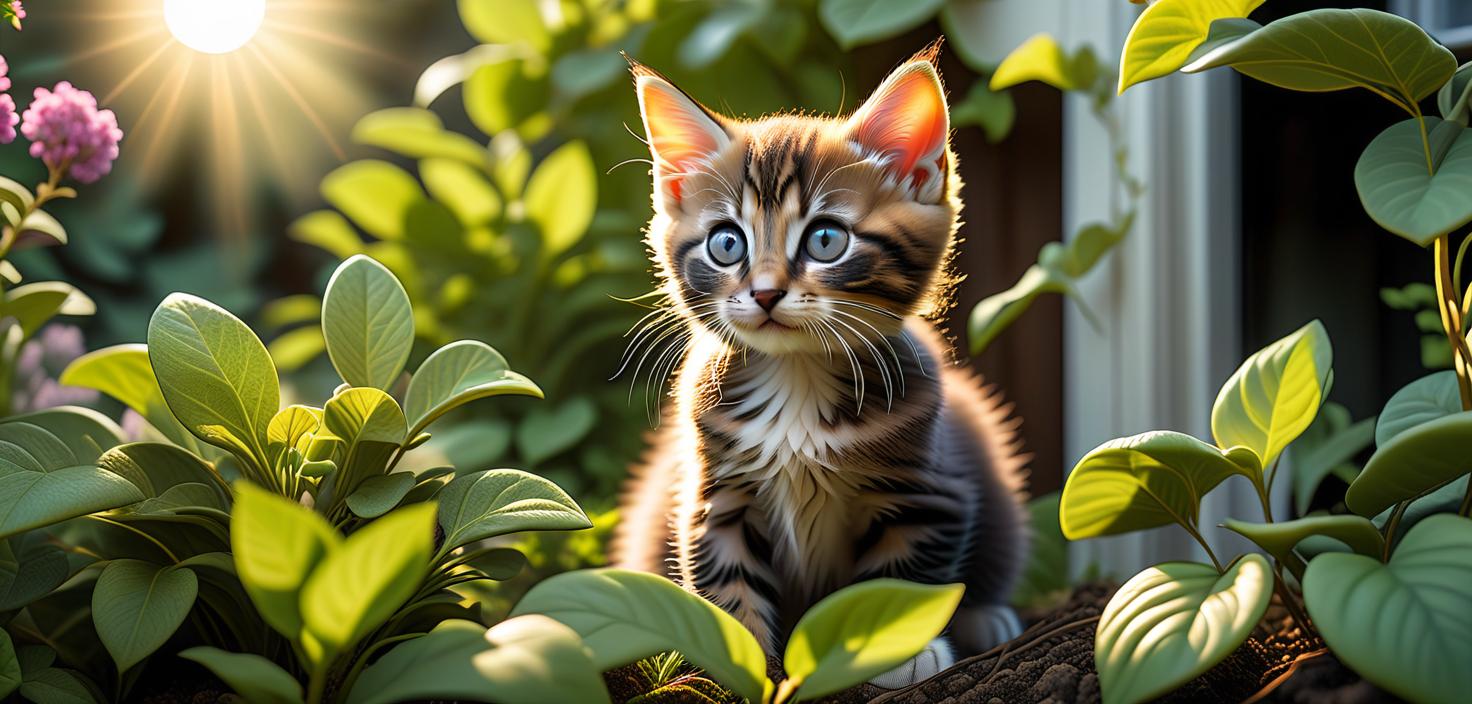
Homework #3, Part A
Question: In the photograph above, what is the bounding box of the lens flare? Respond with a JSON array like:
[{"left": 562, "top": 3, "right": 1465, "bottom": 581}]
[{"left": 163, "top": 0, "right": 266, "bottom": 55}]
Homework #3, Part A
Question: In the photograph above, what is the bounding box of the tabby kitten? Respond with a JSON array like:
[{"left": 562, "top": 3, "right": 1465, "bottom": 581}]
[{"left": 612, "top": 47, "right": 1030, "bottom": 687}]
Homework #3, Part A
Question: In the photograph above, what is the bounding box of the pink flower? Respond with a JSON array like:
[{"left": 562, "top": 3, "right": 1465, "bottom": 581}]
[
  {"left": 0, "top": 54, "right": 10, "bottom": 92},
  {"left": 0, "top": 94, "right": 16, "bottom": 144},
  {"left": 20, "top": 81, "right": 123, "bottom": 184}
]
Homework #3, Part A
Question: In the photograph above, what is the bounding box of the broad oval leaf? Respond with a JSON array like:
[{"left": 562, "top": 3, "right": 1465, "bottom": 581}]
[
  {"left": 1184, "top": 8, "right": 1456, "bottom": 113},
  {"left": 179, "top": 647, "right": 304, "bottom": 704},
  {"left": 511, "top": 568, "right": 768, "bottom": 704},
  {"left": 345, "top": 472, "right": 414, "bottom": 519},
  {"left": 1377, "top": 370, "right": 1462, "bottom": 446},
  {"left": 1211, "top": 319, "right": 1332, "bottom": 467},
  {"left": 1118, "top": 0, "right": 1264, "bottom": 93},
  {"left": 1355, "top": 118, "right": 1472, "bottom": 246},
  {"left": 18, "top": 668, "right": 98, "bottom": 704},
  {"left": 0, "top": 532, "right": 68, "bottom": 611},
  {"left": 5, "top": 407, "right": 125, "bottom": 465},
  {"left": 515, "top": 397, "right": 597, "bottom": 466},
  {"left": 3, "top": 282, "right": 95, "bottom": 338},
  {"left": 1096, "top": 554, "right": 1273, "bottom": 704},
  {"left": 352, "top": 107, "right": 485, "bottom": 165},
  {"left": 347, "top": 616, "right": 610, "bottom": 704},
  {"left": 97, "top": 442, "right": 226, "bottom": 506},
  {"left": 1223, "top": 515, "right": 1383, "bottom": 562},
  {"left": 437, "top": 469, "right": 589, "bottom": 550},
  {"left": 422, "top": 158, "right": 501, "bottom": 226},
  {"left": 458, "top": 0, "right": 549, "bottom": 52},
  {"left": 992, "top": 33, "right": 1083, "bottom": 91},
  {"left": 148, "top": 293, "right": 279, "bottom": 466},
  {"left": 1060, "top": 431, "right": 1250, "bottom": 540},
  {"left": 1303, "top": 514, "right": 1472, "bottom": 704},
  {"left": 404, "top": 340, "right": 542, "bottom": 437},
  {"left": 267, "top": 405, "right": 323, "bottom": 458},
  {"left": 524, "top": 141, "right": 596, "bottom": 259},
  {"left": 323, "top": 387, "right": 407, "bottom": 448},
  {"left": 785, "top": 579, "right": 964, "bottom": 701},
  {"left": 60, "top": 344, "right": 200, "bottom": 453},
  {"left": 321, "top": 255, "right": 415, "bottom": 390},
  {"left": 230, "top": 483, "right": 340, "bottom": 640},
  {"left": 818, "top": 0, "right": 944, "bottom": 50},
  {"left": 301, "top": 502, "right": 435, "bottom": 656},
  {"left": 0, "top": 413, "right": 143, "bottom": 540},
  {"left": 93, "top": 560, "right": 198, "bottom": 672},
  {"left": 1347, "top": 410, "right": 1472, "bottom": 516}
]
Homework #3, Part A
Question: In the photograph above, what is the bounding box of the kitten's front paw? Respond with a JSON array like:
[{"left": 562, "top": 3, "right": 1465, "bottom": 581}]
[{"left": 867, "top": 637, "right": 954, "bottom": 690}]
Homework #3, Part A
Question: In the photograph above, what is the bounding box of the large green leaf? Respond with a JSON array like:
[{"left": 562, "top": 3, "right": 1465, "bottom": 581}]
[
  {"left": 179, "top": 647, "right": 304, "bottom": 704},
  {"left": 1355, "top": 118, "right": 1472, "bottom": 246},
  {"left": 421, "top": 158, "right": 501, "bottom": 226},
  {"left": 1211, "top": 320, "right": 1332, "bottom": 468},
  {"left": 1095, "top": 555, "right": 1273, "bottom": 704},
  {"left": 323, "top": 387, "right": 407, "bottom": 448},
  {"left": 322, "top": 160, "right": 453, "bottom": 243},
  {"left": 352, "top": 107, "right": 485, "bottom": 166},
  {"left": 300, "top": 502, "right": 435, "bottom": 656},
  {"left": 1377, "top": 370, "right": 1463, "bottom": 446},
  {"left": 1223, "top": 515, "right": 1383, "bottom": 564},
  {"left": 0, "top": 414, "right": 143, "bottom": 540},
  {"left": 511, "top": 568, "right": 769, "bottom": 704},
  {"left": 437, "top": 469, "right": 590, "bottom": 550},
  {"left": 524, "top": 141, "right": 596, "bottom": 259},
  {"left": 0, "top": 625, "right": 19, "bottom": 699},
  {"left": 2, "top": 282, "right": 95, "bottom": 338},
  {"left": 6, "top": 407, "right": 125, "bottom": 465},
  {"left": 97, "top": 442, "right": 227, "bottom": 506},
  {"left": 147, "top": 293, "right": 279, "bottom": 466},
  {"left": 1060, "top": 431, "right": 1252, "bottom": 540},
  {"left": 991, "top": 33, "right": 1091, "bottom": 92},
  {"left": 348, "top": 617, "right": 610, "bottom": 704},
  {"left": 1117, "top": 0, "right": 1264, "bottom": 93},
  {"left": 1184, "top": 8, "right": 1456, "bottom": 113},
  {"left": 817, "top": 0, "right": 944, "bottom": 50},
  {"left": 0, "top": 532, "right": 68, "bottom": 610},
  {"left": 1303, "top": 514, "right": 1472, "bottom": 704},
  {"left": 404, "top": 340, "right": 542, "bottom": 437},
  {"left": 60, "top": 344, "right": 201, "bottom": 453},
  {"left": 93, "top": 560, "right": 199, "bottom": 672},
  {"left": 345, "top": 472, "right": 414, "bottom": 519},
  {"left": 785, "top": 579, "right": 963, "bottom": 701},
  {"left": 230, "top": 483, "right": 339, "bottom": 640},
  {"left": 18, "top": 668, "right": 98, "bottom": 704},
  {"left": 321, "top": 255, "right": 415, "bottom": 390},
  {"left": 515, "top": 397, "right": 597, "bottom": 465},
  {"left": 458, "top": 0, "right": 549, "bottom": 52},
  {"left": 1346, "top": 410, "right": 1472, "bottom": 516},
  {"left": 266, "top": 405, "right": 322, "bottom": 459}
]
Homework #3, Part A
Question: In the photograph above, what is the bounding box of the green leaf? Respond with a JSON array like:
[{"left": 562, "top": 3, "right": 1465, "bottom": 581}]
[
  {"left": 0, "top": 417, "right": 144, "bottom": 540},
  {"left": 1303, "top": 514, "right": 1472, "bottom": 704},
  {"left": 404, "top": 340, "right": 542, "bottom": 437},
  {"left": 1050, "top": 214, "right": 1134, "bottom": 279},
  {"left": 0, "top": 176, "right": 33, "bottom": 217},
  {"left": 267, "top": 405, "right": 323, "bottom": 459},
  {"left": 1346, "top": 410, "right": 1472, "bottom": 516},
  {"left": 268, "top": 327, "right": 326, "bottom": 373},
  {"left": 322, "top": 161, "right": 461, "bottom": 247},
  {"left": 1355, "top": 117, "right": 1472, "bottom": 246},
  {"left": 179, "top": 647, "right": 304, "bottom": 704},
  {"left": 3, "top": 282, "right": 94, "bottom": 338},
  {"left": 1211, "top": 319, "right": 1332, "bottom": 467},
  {"left": 524, "top": 141, "right": 596, "bottom": 259},
  {"left": 1439, "top": 61, "right": 1472, "bottom": 124},
  {"left": 437, "top": 469, "right": 590, "bottom": 550},
  {"left": 93, "top": 560, "right": 199, "bottom": 672},
  {"left": 352, "top": 108, "right": 485, "bottom": 166},
  {"left": 289, "top": 211, "right": 362, "bottom": 259},
  {"left": 817, "top": 0, "right": 944, "bottom": 50},
  {"left": 14, "top": 210, "right": 68, "bottom": 250},
  {"left": 19, "top": 668, "right": 98, "bottom": 704},
  {"left": 421, "top": 158, "right": 500, "bottom": 226},
  {"left": 458, "top": 0, "right": 549, "bottom": 52},
  {"left": 0, "top": 628, "right": 20, "bottom": 699},
  {"left": 968, "top": 265, "right": 1070, "bottom": 356},
  {"left": 1095, "top": 555, "right": 1272, "bottom": 704},
  {"left": 465, "top": 59, "right": 548, "bottom": 138},
  {"left": 0, "top": 532, "right": 68, "bottom": 610},
  {"left": 231, "top": 483, "right": 340, "bottom": 640},
  {"left": 301, "top": 502, "right": 435, "bottom": 656},
  {"left": 1060, "top": 431, "right": 1252, "bottom": 540},
  {"left": 60, "top": 344, "right": 201, "bottom": 453},
  {"left": 98, "top": 442, "right": 223, "bottom": 500},
  {"left": 348, "top": 617, "right": 610, "bottom": 704},
  {"left": 1287, "top": 403, "right": 1375, "bottom": 515},
  {"left": 1224, "top": 515, "right": 1383, "bottom": 564},
  {"left": 1184, "top": 8, "right": 1456, "bottom": 113},
  {"left": 951, "top": 83, "right": 1015, "bottom": 144},
  {"left": 1377, "top": 370, "right": 1462, "bottom": 446},
  {"left": 321, "top": 255, "right": 415, "bottom": 390},
  {"left": 516, "top": 397, "right": 597, "bottom": 465},
  {"left": 511, "top": 568, "right": 768, "bottom": 704},
  {"left": 5, "top": 408, "right": 126, "bottom": 465},
  {"left": 785, "top": 579, "right": 964, "bottom": 701},
  {"left": 345, "top": 473, "right": 414, "bottom": 519},
  {"left": 323, "top": 387, "right": 407, "bottom": 460},
  {"left": 147, "top": 293, "right": 279, "bottom": 467},
  {"left": 991, "top": 33, "right": 1086, "bottom": 91},
  {"left": 1118, "top": 0, "right": 1264, "bottom": 93}
]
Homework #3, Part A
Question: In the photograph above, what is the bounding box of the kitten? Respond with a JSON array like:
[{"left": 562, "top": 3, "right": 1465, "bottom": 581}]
[{"left": 612, "top": 46, "right": 1030, "bottom": 688}]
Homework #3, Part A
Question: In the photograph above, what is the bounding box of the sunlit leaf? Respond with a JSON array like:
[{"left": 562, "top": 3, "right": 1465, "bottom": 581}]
[
  {"left": 524, "top": 141, "right": 596, "bottom": 259},
  {"left": 458, "top": 0, "right": 549, "bottom": 52},
  {"left": 404, "top": 340, "right": 541, "bottom": 437},
  {"left": 60, "top": 344, "right": 201, "bottom": 453},
  {"left": 1355, "top": 118, "right": 1472, "bottom": 246},
  {"left": 437, "top": 469, "right": 589, "bottom": 550},
  {"left": 93, "top": 560, "right": 198, "bottom": 672},
  {"left": 322, "top": 255, "right": 415, "bottom": 390},
  {"left": 353, "top": 107, "right": 485, "bottom": 165},
  {"left": 1224, "top": 515, "right": 1383, "bottom": 564},
  {"left": 231, "top": 483, "right": 339, "bottom": 641},
  {"left": 1211, "top": 320, "right": 1332, "bottom": 467},
  {"left": 1346, "top": 410, "right": 1472, "bottom": 516},
  {"left": 1118, "top": 0, "right": 1264, "bottom": 93}
]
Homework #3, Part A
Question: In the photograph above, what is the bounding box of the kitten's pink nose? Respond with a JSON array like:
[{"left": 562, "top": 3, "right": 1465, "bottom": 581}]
[{"left": 752, "top": 289, "right": 786, "bottom": 312}]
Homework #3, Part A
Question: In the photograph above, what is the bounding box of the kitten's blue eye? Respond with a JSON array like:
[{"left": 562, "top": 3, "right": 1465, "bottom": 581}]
[
  {"left": 706, "top": 225, "right": 747, "bottom": 266},
  {"left": 804, "top": 220, "right": 849, "bottom": 263}
]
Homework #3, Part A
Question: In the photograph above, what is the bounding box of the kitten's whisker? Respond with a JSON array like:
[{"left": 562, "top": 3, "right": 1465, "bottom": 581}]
[
  {"left": 833, "top": 310, "right": 906, "bottom": 399},
  {"left": 829, "top": 315, "right": 895, "bottom": 411},
  {"left": 818, "top": 318, "right": 864, "bottom": 413},
  {"left": 828, "top": 299, "right": 902, "bottom": 320},
  {"left": 607, "top": 157, "right": 655, "bottom": 175}
]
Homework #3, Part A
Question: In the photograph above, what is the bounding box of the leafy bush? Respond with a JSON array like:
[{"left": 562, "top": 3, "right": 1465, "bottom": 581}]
[{"left": 1059, "top": 3, "right": 1472, "bottom": 703}]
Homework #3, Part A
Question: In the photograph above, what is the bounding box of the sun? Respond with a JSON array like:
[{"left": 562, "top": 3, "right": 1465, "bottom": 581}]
[{"left": 163, "top": 0, "right": 266, "bottom": 54}]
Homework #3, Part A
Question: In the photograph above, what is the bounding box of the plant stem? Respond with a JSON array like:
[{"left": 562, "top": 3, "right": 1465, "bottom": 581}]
[
  {"left": 1181, "top": 520, "right": 1224, "bottom": 572},
  {"left": 1432, "top": 235, "right": 1472, "bottom": 517},
  {"left": 1382, "top": 501, "right": 1409, "bottom": 561},
  {"left": 305, "top": 662, "right": 329, "bottom": 704},
  {"left": 86, "top": 515, "right": 180, "bottom": 563},
  {"left": 771, "top": 677, "right": 801, "bottom": 704}
]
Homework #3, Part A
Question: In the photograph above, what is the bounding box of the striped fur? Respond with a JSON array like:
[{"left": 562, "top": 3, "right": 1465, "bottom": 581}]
[{"left": 612, "top": 49, "right": 1031, "bottom": 667}]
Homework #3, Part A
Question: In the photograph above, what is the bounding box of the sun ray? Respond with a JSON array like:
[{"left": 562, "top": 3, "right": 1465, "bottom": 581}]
[
  {"left": 103, "top": 40, "right": 175, "bottom": 104},
  {"left": 68, "top": 26, "right": 165, "bottom": 64},
  {"left": 260, "top": 19, "right": 411, "bottom": 67},
  {"left": 136, "top": 54, "right": 195, "bottom": 184},
  {"left": 245, "top": 44, "right": 347, "bottom": 161}
]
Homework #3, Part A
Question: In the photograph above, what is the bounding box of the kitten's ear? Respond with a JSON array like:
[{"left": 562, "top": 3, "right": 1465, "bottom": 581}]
[
  {"left": 847, "top": 53, "right": 950, "bottom": 199},
  {"left": 631, "top": 62, "right": 731, "bottom": 205}
]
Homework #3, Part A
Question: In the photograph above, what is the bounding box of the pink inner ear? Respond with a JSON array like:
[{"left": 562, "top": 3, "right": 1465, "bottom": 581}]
[
  {"left": 853, "top": 66, "right": 948, "bottom": 179},
  {"left": 639, "top": 80, "right": 725, "bottom": 202}
]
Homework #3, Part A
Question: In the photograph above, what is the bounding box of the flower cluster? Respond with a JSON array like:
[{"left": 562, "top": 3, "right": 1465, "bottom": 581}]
[
  {"left": 0, "top": 55, "right": 15, "bottom": 144},
  {"left": 21, "top": 81, "right": 123, "bottom": 183}
]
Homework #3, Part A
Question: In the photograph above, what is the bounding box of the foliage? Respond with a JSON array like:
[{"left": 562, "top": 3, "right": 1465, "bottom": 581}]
[{"left": 1065, "top": 6, "right": 1472, "bottom": 702}]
